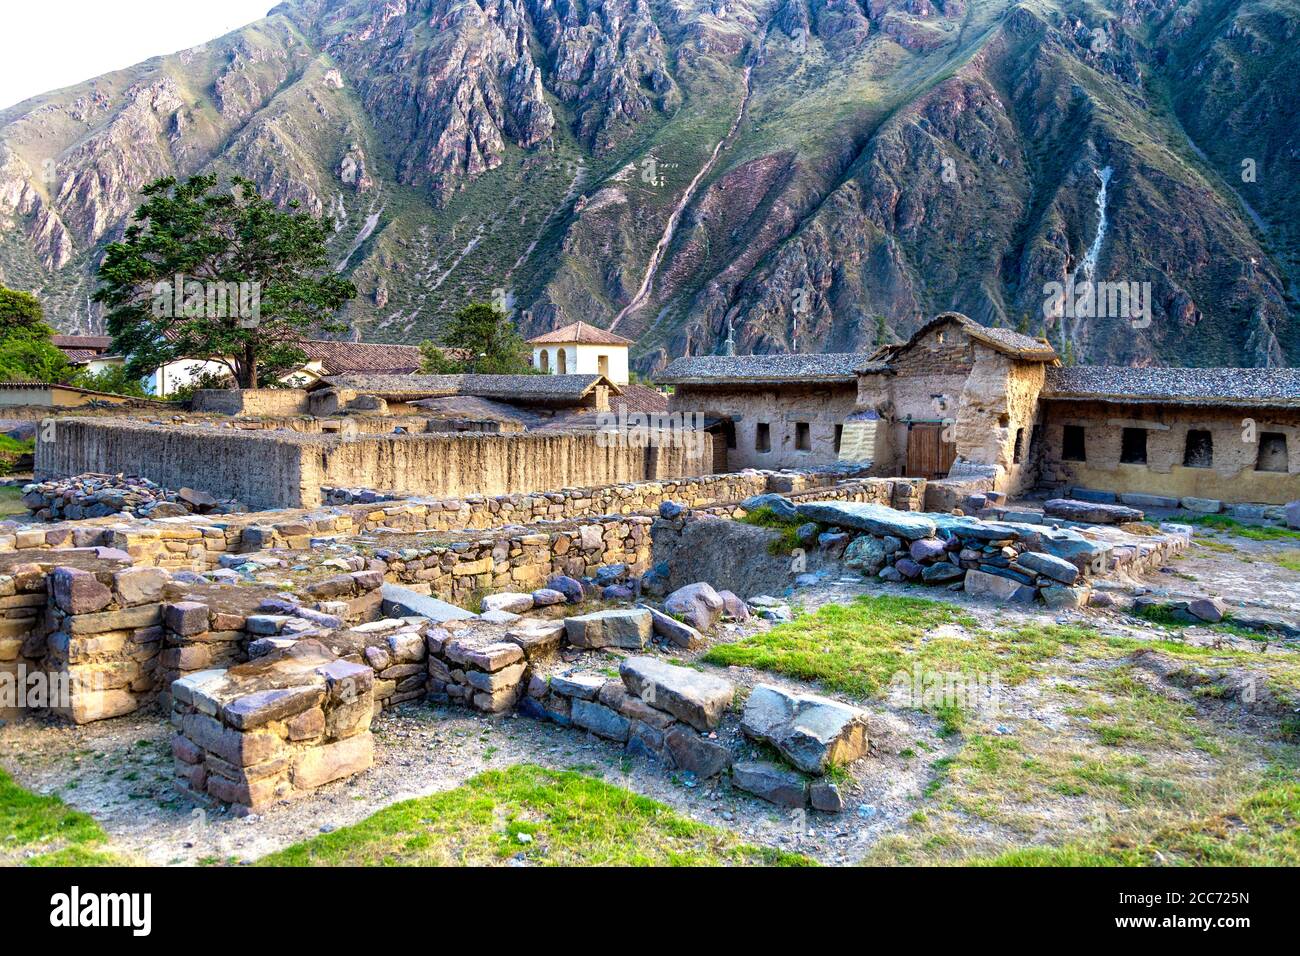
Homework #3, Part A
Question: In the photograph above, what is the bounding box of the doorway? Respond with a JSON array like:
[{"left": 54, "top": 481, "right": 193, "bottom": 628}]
[{"left": 904, "top": 422, "right": 956, "bottom": 478}]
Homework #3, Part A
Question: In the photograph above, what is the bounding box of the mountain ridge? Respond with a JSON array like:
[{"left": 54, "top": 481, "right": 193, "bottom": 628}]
[{"left": 0, "top": 0, "right": 1295, "bottom": 371}]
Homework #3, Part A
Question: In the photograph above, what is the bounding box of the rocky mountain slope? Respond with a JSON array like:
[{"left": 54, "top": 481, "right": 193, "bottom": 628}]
[{"left": 1, "top": 0, "right": 1295, "bottom": 370}]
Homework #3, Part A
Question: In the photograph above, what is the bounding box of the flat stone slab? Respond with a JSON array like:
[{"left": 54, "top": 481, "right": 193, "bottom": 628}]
[
  {"left": 1016, "top": 551, "right": 1080, "bottom": 585},
  {"left": 381, "top": 584, "right": 478, "bottom": 623},
  {"left": 564, "top": 608, "right": 651, "bottom": 649},
  {"left": 1044, "top": 498, "right": 1144, "bottom": 525},
  {"left": 924, "top": 513, "right": 1025, "bottom": 543},
  {"left": 620, "top": 656, "right": 735, "bottom": 732},
  {"left": 795, "top": 501, "right": 937, "bottom": 540},
  {"left": 1120, "top": 493, "right": 1180, "bottom": 510},
  {"left": 642, "top": 605, "right": 703, "bottom": 649},
  {"left": 740, "top": 684, "right": 869, "bottom": 774},
  {"left": 965, "top": 568, "right": 1036, "bottom": 604},
  {"left": 732, "top": 760, "right": 807, "bottom": 809}
]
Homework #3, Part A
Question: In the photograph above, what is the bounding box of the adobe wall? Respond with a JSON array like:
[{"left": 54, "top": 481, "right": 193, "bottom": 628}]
[
  {"left": 953, "top": 347, "right": 1046, "bottom": 495},
  {"left": 190, "top": 389, "right": 310, "bottom": 416},
  {"left": 1039, "top": 400, "right": 1300, "bottom": 504},
  {"left": 668, "top": 382, "right": 861, "bottom": 470},
  {"left": 35, "top": 419, "right": 711, "bottom": 510}
]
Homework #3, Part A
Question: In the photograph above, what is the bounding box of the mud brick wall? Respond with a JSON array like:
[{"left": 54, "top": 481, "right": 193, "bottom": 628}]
[
  {"left": 37, "top": 419, "right": 712, "bottom": 510},
  {"left": 170, "top": 650, "right": 375, "bottom": 814}
]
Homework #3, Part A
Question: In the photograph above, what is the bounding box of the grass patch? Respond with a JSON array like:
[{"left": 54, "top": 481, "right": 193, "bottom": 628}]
[
  {"left": 0, "top": 485, "right": 25, "bottom": 518},
  {"left": 1271, "top": 550, "right": 1300, "bottom": 573},
  {"left": 0, "top": 435, "right": 33, "bottom": 477},
  {"left": 0, "top": 766, "right": 125, "bottom": 866},
  {"left": 737, "top": 505, "right": 808, "bottom": 556},
  {"left": 1184, "top": 514, "right": 1300, "bottom": 541},
  {"left": 258, "top": 764, "right": 814, "bottom": 867}
]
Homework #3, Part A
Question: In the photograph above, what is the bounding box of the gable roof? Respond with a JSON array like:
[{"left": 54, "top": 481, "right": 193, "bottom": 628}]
[
  {"left": 656, "top": 352, "right": 872, "bottom": 386},
  {"left": 296, "top": 340, "right": 426, "bottom": 375},
  {"left": 865, "top": 312, "right": 1058, "bottom": 369},
  {"left": 527, "top": 321, "right": 635, "bottom": 346},
  {"left": 1043, "top": 365, "right": 1300, "bottom": 409},
  {"left": 311, "top": 373, "right": 621, "bottom": 403}
]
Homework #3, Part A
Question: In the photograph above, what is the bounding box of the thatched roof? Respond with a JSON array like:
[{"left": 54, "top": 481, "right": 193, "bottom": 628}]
[{"left": 864, "top": 312, "right": 1058, "bottom": 369}]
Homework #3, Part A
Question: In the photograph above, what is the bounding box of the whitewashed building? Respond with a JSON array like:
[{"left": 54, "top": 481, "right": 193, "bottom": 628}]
[{"left": 528, "top": 322, "right": 633, "bottom": 386}]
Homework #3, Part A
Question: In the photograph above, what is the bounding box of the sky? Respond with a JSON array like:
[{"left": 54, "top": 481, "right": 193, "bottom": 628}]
[{"left": 0, "top": 1, "right": 277, "bottom": 110}]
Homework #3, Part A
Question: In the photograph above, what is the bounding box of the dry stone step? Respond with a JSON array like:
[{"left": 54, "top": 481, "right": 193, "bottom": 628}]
[
  {"left": 619, "top": 656, "right": 735, "bottom": 732},
  {"left": 740, "top": 684, "right": 869, "bottom": 774}
]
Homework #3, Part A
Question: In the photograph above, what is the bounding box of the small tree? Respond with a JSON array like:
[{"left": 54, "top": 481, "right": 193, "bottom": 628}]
[
  {"left": 418, "top": 340, "right": 465, "bottom": 374},
  {"left": 873, "top": 313, "right": 890, "bottom": 347},
  {"left": 94, "top": 175, "right": 356, "bottom": 388},
  {"left": 0, "top": 285, "right": 72, "bottom": 383},
  {"left": 73, "top": 365, "right": 149, "bottom": 398},
  {"left": 426, "top": 302, "right": 534, "bottom": 374}
]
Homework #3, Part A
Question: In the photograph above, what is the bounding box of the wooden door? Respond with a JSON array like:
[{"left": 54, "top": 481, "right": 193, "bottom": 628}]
[{"left": 905, "top": 423, "right": 956, "bottom": 479}]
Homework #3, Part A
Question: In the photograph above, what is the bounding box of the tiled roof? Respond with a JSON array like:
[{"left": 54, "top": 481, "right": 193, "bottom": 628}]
[
  {"left": 1043, "top": 366, "right": 1300, "bottom": 408},
  {"left": 51, "top": 335, "right": 113, "bottom": 351},
  {"left": 611, "top": 383, "right": 669, "bottom": 414},
  {"left": 527, "top": 321, "right": 634, "bottom": 346},
  {"left": 297, "top": 340, "right": 426, "bottom": 375},
  {"left": 655, "top": 353, "right": 872, "bottom": 386},
  {"left": 316, "top": 373, "right": 620, "bottom": 402}
]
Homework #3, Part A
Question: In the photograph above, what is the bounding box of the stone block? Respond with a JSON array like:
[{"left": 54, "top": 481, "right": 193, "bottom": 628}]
[{"left": 620, "top": 656, "right": 734, "bottom": 732}]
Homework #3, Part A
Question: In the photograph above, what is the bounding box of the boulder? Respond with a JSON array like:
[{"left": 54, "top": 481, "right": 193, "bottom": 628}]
[
  {"left": 1041, "top": 585, "right": 1089, "bottom": 610},
  {"left": 1044, "top": 499, "right": 1145, "bottom": 525},
  {"left": 1187, "top": 597, "right": 1228, "bottom": 624},
  {"left": 909, "top": 538, "right": 947, "bottom": 562},
  {"left": 732, "top": 760, "right": 807, "bottom": 809},
  {"left": 740, "top": 684, "right": 869, "bottom": 774},
  {"left": 1016, "top": 551, "right": 1080, "bottom": 585},
  {"left": 51, "top": 567, "right": 112, "bottom": 616},
  {"left": 482, "top": 592, "right": 534, "bottom": 614},
  {"left": 564, "top": 608, "right": 651, "bottom": 649},
  {"left": 964, "top": 569, "right": 1035, "bottom": 604},
  {"left": 895, "top": 558, "right": 922, "bottom": 580},
  {"left": 717, "top": 590, "right": 750, "bottom": 622},
  {"left": 795, "top": 502, "right": 937, "bottom": 540},
  {"left": 921, "top": 563, "right": 965, "bottom": 584},
  {"left": 843, "top": 535, "right": 887, "bottom": 573},
  {"left": 642, "top": 605, "right": 703, "bottom": 649},
  {"left": 1180, "top": 497, "right": 1223, "bottom": 514},
  {"left": 741, "top": 494, "right": 798, "bottom": 519},
  {"left": 530, "top": 588, "right": 567, "bottom": 607},
  {"left": 664, "top": 727, "right": 732, "bottom": 778},
  {"left": 659, "top": 500, "right": 686, "bottom": 519},
  {"left": 620, "top": 656, "right": 735, "bottom": 731},
  {"left": 545, "top": 575, "right": 585, "bottom": 604},
  {"left": 663, "top": 582, "right": 725, "bottom": 632},
  {"left": 1286, "top": 501, "right": 1300, "bottom": 531},
  {"left": 810, "top": 781, "right": 845, "bottom": 813}
]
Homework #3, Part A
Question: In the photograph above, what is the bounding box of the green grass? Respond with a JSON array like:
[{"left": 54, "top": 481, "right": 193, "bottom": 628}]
[
  {"left": 258, "top": 764, "right": 815, "bottom": 867},
  {"left": 1184, "top": 513, "right": 1300, "bottom": 541},
  {"left": 0, "top": 766, "right": 125, "bottom": 866},
  {"left": 973, "top": 778, "right": 1300, "bottom": 866},
  {"left": 1271, "top": 550, "right": 1300, "bottom": 573},
  {"left": 702, "top": 594, "right": 1086, "bottom": 699},
  {"left": 0, "top": 485, "right": 25, "bottom": 518},
  {"left": 0, "top": 435, "right": 33, "bottom": 478},
  {"left": 737, "top": 505, "right": 809, "bottom": 555}
]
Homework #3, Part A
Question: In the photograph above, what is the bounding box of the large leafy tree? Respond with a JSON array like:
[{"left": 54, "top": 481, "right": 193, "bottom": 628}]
[
  {"left": 420, "top": 302, "right": 534, "bottom": 375},
  {"left": 94, "top": 175, "right": 356, "bottom": 388},
  {"left": 0, "top": 285, "right": 73, "bottom": 383}
]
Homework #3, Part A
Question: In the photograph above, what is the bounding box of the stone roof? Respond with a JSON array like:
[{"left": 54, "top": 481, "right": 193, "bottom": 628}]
[
  {"left": 865, "top": 312, "right": 1058, "bottom": 369},
  {"left": 315, "top": 373, "right": 620, "bottom": 402},
  {"left": 527, "top": 321, "right": 634, "bottom": 346},
  {"left": 1043, "top": 366, "right": 1300, "bottom": 409},
  {"left": 655, "top": 353, "right": 872, "bottom": 386}
]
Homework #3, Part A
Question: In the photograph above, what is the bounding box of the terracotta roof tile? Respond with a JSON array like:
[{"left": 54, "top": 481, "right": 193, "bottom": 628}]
[{"left": 527, "top": 321, "right": 635, "bottom": 346}]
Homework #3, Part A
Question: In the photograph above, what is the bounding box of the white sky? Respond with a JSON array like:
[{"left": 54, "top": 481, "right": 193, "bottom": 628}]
[{"left": 1, "top": 1, "right": 278, "bottom": 110}]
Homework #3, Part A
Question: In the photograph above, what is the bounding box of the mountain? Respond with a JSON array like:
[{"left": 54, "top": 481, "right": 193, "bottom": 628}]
[{"left": 1, "top": 0, "right": 1296, "bottom": 371}]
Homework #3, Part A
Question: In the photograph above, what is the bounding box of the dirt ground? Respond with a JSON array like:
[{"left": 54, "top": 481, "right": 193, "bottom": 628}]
[{"left": 2, "top": 525, "right": 1297, "bottom": 866}]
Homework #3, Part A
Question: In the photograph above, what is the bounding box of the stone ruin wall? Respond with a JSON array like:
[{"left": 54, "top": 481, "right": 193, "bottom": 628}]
[
  {"left": 1039, "top": 401, "right": 1300, "bottom": 505},
  {"left": 189, "top": 388, "right": 310, "bottom": 417},
  {"left": 35, "top": 419, "right": 712, "bottom": 510},
  {"left": 953, "top": 348, "right": 1046, "bottom": 496}
]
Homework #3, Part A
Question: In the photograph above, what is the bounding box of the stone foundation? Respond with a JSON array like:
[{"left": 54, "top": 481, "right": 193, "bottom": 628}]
[{"left": 170, "top": 642, "right": 375, "bottom": 814}]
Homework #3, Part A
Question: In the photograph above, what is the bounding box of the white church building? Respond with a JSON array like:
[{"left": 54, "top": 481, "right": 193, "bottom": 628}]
[{"left": 527, "top": 322, "right": 632, "bottom": 386}]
